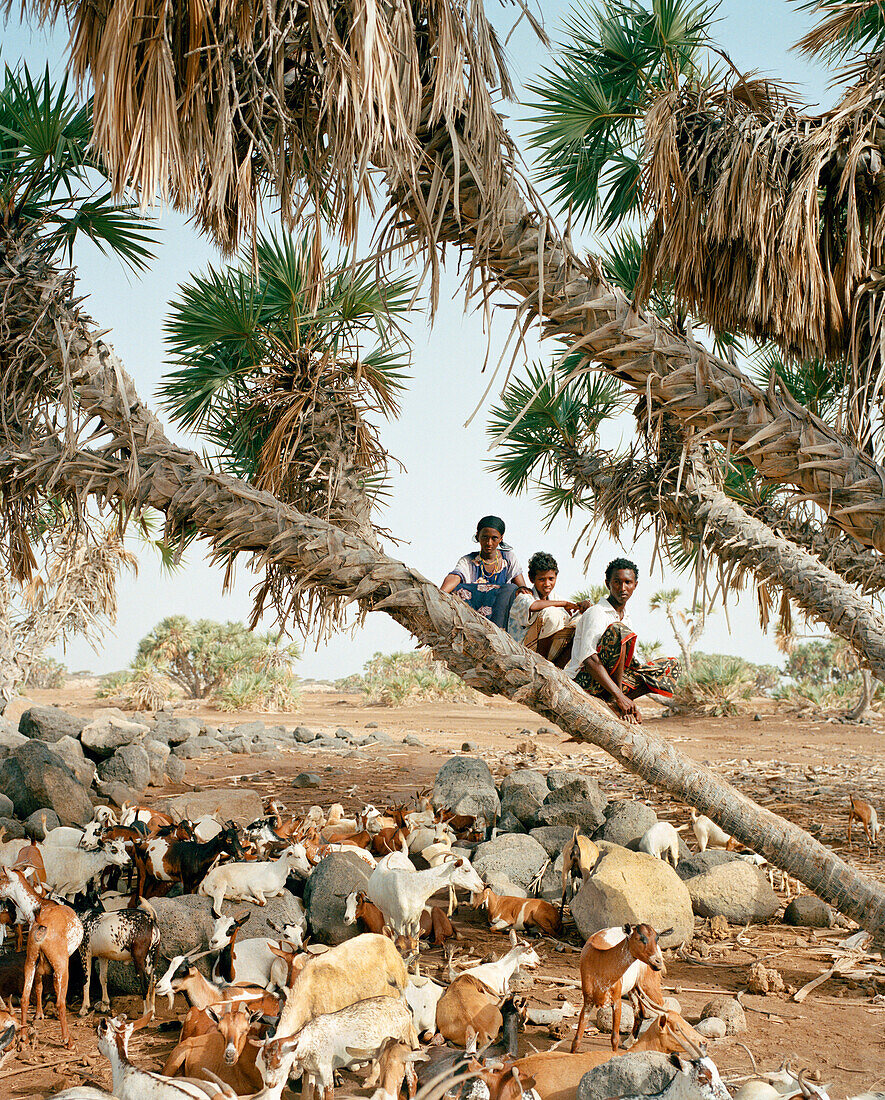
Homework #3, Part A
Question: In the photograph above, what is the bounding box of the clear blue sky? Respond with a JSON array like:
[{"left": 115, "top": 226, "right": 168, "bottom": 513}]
[{"left": 3, "top": 2, "right": 836, "bottom": 678}]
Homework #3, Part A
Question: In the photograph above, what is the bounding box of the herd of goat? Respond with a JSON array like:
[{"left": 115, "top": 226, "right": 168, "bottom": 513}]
[{"left": 0, "top": 786, "right": 879, "bottom": 1100}]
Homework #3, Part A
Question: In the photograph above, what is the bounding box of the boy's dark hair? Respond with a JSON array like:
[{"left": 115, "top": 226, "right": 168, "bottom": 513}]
[
  {"left": 605, "top": 557, "right": 639, "bottom": 583},
  {"left": 528, "top": 551, "right": 558, "bottom": 580}
]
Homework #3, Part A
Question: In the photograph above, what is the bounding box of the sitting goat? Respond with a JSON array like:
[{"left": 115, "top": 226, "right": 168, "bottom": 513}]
[{"left": 207, "top": 912, "right": 295, "bottom": 989}]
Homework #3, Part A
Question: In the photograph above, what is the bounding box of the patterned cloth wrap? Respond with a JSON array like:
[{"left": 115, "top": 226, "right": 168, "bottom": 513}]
[
  {"left": 453, "top": 582, "right": 520, "bottom": 629},
  {"left": 574, "top": 621, "right": 680, "bottom": 698}
]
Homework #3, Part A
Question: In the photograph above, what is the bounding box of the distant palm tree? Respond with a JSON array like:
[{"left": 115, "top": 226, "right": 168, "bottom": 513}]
[{"left": 649, "top": 588, "right": 705, "bottom": 672}]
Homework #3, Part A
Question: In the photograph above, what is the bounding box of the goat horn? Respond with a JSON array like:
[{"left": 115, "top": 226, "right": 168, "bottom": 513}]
[
  {"left": 733, "top": 1043, "right": 758, "bottom": 1075},
  {"left": 636, "top": 988, "right": 666, "bottom": 1015},
  {"left": 677, "top": 1032, "right": 703, "bottom": 1060}
]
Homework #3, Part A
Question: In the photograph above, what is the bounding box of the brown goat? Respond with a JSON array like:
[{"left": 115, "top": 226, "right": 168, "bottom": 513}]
[
  {"left": 848, "top": 794, "right": 880, "bottom": 846},
  {"left": 474, "top": 888, "right": 562, "bottom": 936},
  {"left": 163, "top": 1000, "right": 263, "bottom": 1092},
  {"left": 435, "top": 973, "right": 503, "bottom": 1048},
  {"left": 571, "top": 923, "right": 668, "bottom": 1053}
]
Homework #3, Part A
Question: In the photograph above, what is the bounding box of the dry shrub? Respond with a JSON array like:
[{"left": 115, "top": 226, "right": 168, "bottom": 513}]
[
  {"left": 340, "top": 650, "right": 480, "bottom": 706},
  {"left": 671, "top": 654, "right": 754, "bottom": 716}
]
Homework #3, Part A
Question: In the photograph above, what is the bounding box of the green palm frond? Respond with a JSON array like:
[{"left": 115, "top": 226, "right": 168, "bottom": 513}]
[
  {"left": 794, "top": 1, "right": 885, "bottom": 67},
  {"left": 0, "top": 64, "right": 156, "bottom": 268},
  {"left": 749, "top": 345, "right": 845, "bottom": 419},
  {"left": 528, "top": 0, "right": 718, "bottom": 226}
]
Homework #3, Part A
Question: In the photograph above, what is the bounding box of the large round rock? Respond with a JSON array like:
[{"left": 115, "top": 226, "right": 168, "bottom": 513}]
[
  {"left": 675, "top": 850, "right": 740, "bottom": 880},
  {"left": 783, "top": 896, "right": 834, "bottom": 928},
  {"left": 596, "top": 801, "right": 658, "bottom": 847},
  {"left": 109, "top": 894, "right": 217, "bottom": 994},
  {"left": 18, "top": 705, "right": 85, "bottom": 744},
  {"left": 81, "top": 710, "right": 150, "bottom": 760},
  {"left": 98, "top": 743, "right": 151, "bottom": 792},
  {"left": 577, "top": 1052, "right": 676, "bottom": 1100},
  {"left": 303, "top": 852, "right": 371, "bottom": 944},
  {"left": 570, "top": 845, "right": 693, "bottom": 948},
  {"left": 432, "top": 756, "right": 500, "bottom": 827},
  {"left": 0, "top": 741, "right": 93, "bottom": 826},
  {"left": 687, "top": 861, "right": 779, "bottom": 924},
  {"left": 472, "top": 833, "right": 549, "bottom": 891}
]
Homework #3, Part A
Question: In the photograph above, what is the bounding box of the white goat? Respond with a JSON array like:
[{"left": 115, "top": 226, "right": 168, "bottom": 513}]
[
  {"left": 404, "top": 974, "right": 445, "bottom": 1037},
  {"left": 197, "top": 845, "right": 311, "bottom": 915},
  {"left": 638, "top": 822, "right": 681, "bottom": 867},
  {"left": 42, "top": 822, "right": 102, "bottom": 850},
  {"left": 690, "top": 810, "right": 733, "bottom": 852},
  {"left": 367, "top": 858, "right": 484, "bottom": 942},
  {"left": 37, "top": 840, "right": 130, "bottom": 899},
  {"left": 460, "top": 938, "right": 540, "bottom": 996},
  {"left": 207, "top": 913, "right": 294, "bottom": 989}
]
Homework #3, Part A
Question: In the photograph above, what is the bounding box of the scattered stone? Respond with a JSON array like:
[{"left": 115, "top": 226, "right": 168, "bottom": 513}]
[
  {"left": 80, "top": 711, "right": 150, "bottom": 760},
  {"left": 570, "top": 845, "right": 693, "bottom": 948},
  {"left": 173, "top": 742, "right": 205, "bottom": 759},
  {"left": 97, "top": 743, "right": 151, "bottom": 792},
  {"left": 144, "top": 739, "right": 171, "bottom": 786},
  {"left": 694, "top": 1017, "right": 727, "bottom": 1040},
  {"left": 365, "top": 722, "right": 379, "bottom": 729},
  {"left": 0, "top": 793, "right": 12, "bottom": 817},
  {"left": 687, "top": 861, "right": 779, "bottom": 924},
  {"left": 0, "top": 817, "right": 25, "bottom": 838},
  {"left": 675, "top": 850, "right": 741, "bottom": 880},
  {"left": 335, "top": 727, "right": 354, "bottom": 742},
  {"left": 783, "top": 896, "right": 834, "bottom": 928},
  {"left": 228, "top": 890, "right": 307, "bottom": 941},
  {"left": 25, "top": 808, "right": 60, "bottom": 839},
  {"left": 152, "top": 715, "right": 202, "bottom": 745},
  {"left": 403, "top": 735, "right": 424, "bottom": 747},
  {"left": 303, "top": 852, "right": 371, "bottom": 944},
  {"left": 461, "top": 741, "right": 480, "bottom": 753},
  {"left": 709, "top": 915, "right": 730, "bottom": 940},
  {"left": 577, "top": 1053, "right": 676, "bottom": 1100},
  {"left": 432, "top": 756, "right": 500, "bottom": 827},
  {"left": 293, "top": 773, "right": 322, "bottom": 789},
  {"left": 537, "top": 853, "right": 564, "bottom": 903},
  {"left": 365, "top": 730, "right": 394, "bottom": 744},
  {"left": 95, "top": 780, "right": 140, "bottom": 808},
  {"left": 500, "top": 785, "right": 544, "bottom": 827},
  {"left": 18, "top": 705, "right": 85, "bottom": 744},
  {"left": 165, "top": 755, "right": 186, "bottom": 784},
  {"left": 501, "top": 770, "right": 549, "bottom": 801},
  {"left": 699, "top": 996, "right": 746, "bottom": 1035},
  {"left": 596, "top": 1001, "right": 635, "bottom": 1035},
  {"left": 530, "top": 826, "right": 576, "bottom": 858},
  {"left": 545, "top": 769, "right": 576, "bottom": 791},
  {"left": 292, "top": 726, "right": 318, "bottom": 743},
  {"left": 508, "top": 971, "right": 535, "bottom": 994},
  {"left": 158, "top": 788, "right": 264, "bottom": 825},
  {"left": 596, "top": 800, "right": 658, "bottom": 847},
  {"left": 0, "top": 727, "right": 28, "bottom": 756},
  {"left": 472, "top": 833, "right": 549, "bottom": 891},
  {"left": 232, "top": 721, "right": 267, "bottom": 740},
  {"left": 748, "top": 962, "right": 786, "bottom": 995},
  {"left": 0, "top": 740, "right": 93, "bottom": 826},
  {"left": 228, "top": 736, "right": 252, "bottom": 754}
]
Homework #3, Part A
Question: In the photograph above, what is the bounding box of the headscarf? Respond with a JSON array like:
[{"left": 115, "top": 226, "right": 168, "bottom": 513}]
[{"left": 475, "top": 515, "right": 505, "bottom": 536}]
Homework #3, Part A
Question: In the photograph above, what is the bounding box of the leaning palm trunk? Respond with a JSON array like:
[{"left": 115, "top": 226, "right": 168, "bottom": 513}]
[
  {"left": 568, "top": 450, "right": 885, "bottom": 680},
  {"left": 2, "top": 242, "right": 885, "bottom": 937},
  {"left": 21, "top": 0, "right": 885, "bottom": 550}
]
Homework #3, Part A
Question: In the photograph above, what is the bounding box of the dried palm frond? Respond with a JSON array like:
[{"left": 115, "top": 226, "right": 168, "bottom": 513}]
[
  {"left": 638, "top": 71, "right": 885, "bottom": 447},
  {"left": 21, "top": 0, "right": 542, "bottom": 297}
]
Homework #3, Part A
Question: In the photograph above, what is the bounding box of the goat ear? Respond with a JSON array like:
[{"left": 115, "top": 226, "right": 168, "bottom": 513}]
[
  {"left": 206, "top": 1004, "right": 220, "bottom": 1023},
  {"left": 623, "top": 923, "right": 633, "bottom": 935},
  {"left": 658, "top": 926, "right": 674, "bottom": 938},
  {"left": 234, "top": 914, "right": 250, "bottom": 928}
]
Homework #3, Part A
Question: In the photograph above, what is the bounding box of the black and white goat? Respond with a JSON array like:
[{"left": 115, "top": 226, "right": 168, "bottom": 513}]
[{"left": 79, "top": 896, "right": 161, "bottom": 1018}]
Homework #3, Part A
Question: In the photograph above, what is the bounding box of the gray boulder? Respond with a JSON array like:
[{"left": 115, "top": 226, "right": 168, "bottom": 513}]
[
  {"left": 497, "top": 812, "right": 526, "bottom": 834},
  {"left": 228, "top": 890, "right": 307, "bottom": 940},
  {"left": 596, "top": 1001, "right": 635, "bottom": 1035},
  {"left": 483, "top": 874, "right": 528, "bottom": 898},
  {"left": 25, "top": 808, "right": 60, "bottom": 839},
  {"left": 687, "top": 861, "right": 779, "bottom": 924},
  {"left": 472, "top": 833, "right": 549, "bottom": 891},
  {"left": 149, "top": 894, "right": 216, "bottom": 964},
  {"left": 577, "top": 1053, "right": 676, "bottom": 1100},
  {"left": 152, "top": 714, "right": 202, "bottom": 745},
  {"left": 233, "top": 721, "right": 267, "bottom": 739},
  {"left": 535, "top": 802, "right": 606, "bottom": 831},
  {"left": 675, "top": 850, "right": 741, "bottom": 880},
  {"left": 158, "top": 788, "right": 264, "bottom": 825},
  {"left": 596, "top": 801, "right": 658, "bottom": 847},
  {"left": 144, "top": 739, "right": 171, "bottom": 786},
  {"left": 0, "top": 817, "right": 25, "bottom": 838},
  {"left": 432, "top": 756, "right": 500, "bottom": 827},
  {"left": 303, "top": 852, "right": 371, "bottom": 944},
  {"left": 0, "top": 727, "right": 28, "bottom": 756},
  {"left": 95, "top": 779, "right": 140, "bottom": 808},
  {"left": 544, "top": 776, "right": 606, "bottom": 809},
  {"left": 98, "top": 743, "right": 151, "bottom": 792},
  {"left": 546, "top": 769, "right": 576, "bottom": 791},
  {"left": 530, "top": 826, "right": 576, "bottom": 858},
  {"left": 165, "top": 755, "right": 186, "bottom": 784},
  {"left": 500, "top": 770, "right": 549, "bottom": 801},
  {"left": 173, "top": 741, "right": 205, "bottom": 759},
  {"left": 403, "top": 735, "right": 424, "bottom": 747},
  {"left": 783, "top": 896, "right": 834, "bottom": 928},
  {"left": 49, "top": 735, "right": 95, "bottom": 787},
  {"left": 293, "top": 773, "right": 322, "bottom": 789},
  {"left": 0, "top": 740, "right": 93, "bottom": 826},
  {"left": 570, "top": 845, "right": 693, "bottom": 948},
  {"left": 0, "top": 793, "right": 13, "bottom": 816},
  {"left": 228, "top": 736, "right": 252, "bottom": 754},
  {"left": 538, "top": 853, "right": 565, "bottom": 902},
  {"left": 699, "top": 996, "right": 746, "bottom": 1035},
  {"left": 81, "top": 711, "right": 150, "bottom": 760},
  {"left": 18, "top": 705, "right": 85, "bottom": 744},
  {"left": 293, "top": 726, "right": 318, "bottom": 743},
  {"left": 500, "top": 785, "right": 544, "bottom": 827}
]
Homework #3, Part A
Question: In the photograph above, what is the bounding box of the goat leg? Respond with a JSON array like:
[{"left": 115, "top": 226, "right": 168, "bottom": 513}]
[
  {"left": 97, "top": 957, "right": 111, "bottom": 1013},
  {"left": 79, "top": 946, "right": 93, "bottom": 1016},
  {"left": 570, "top": 999, "right": 589, "bottom": 1053}
]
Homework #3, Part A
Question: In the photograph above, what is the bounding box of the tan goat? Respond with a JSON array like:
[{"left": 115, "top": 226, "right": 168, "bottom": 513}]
[
  {"left": 473, "top": 888, "right": 561, "bottom": 936},
  {"left": 163, "top": 1001, "right": 263, "bottom": 1093},
  {"left": 435, "top": 972, "right": 503, "bottom": 1048}
]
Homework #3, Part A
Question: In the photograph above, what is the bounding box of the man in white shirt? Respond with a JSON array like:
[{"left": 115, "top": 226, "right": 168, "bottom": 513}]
[{"left": 565, "top": 558, "right": 680, "bottom": 724}]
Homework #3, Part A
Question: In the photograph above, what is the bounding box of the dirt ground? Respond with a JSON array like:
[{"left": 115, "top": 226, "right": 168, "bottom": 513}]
[{"left": 2, "top": 686, "right": 885, "bottom": 1098}]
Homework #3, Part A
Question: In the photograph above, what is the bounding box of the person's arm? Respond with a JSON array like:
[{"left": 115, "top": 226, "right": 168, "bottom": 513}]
[
  {"left": 529, "top": 598, "right": 581, "bottom": 612},
  {"left": 579, "top": 653, "right": 641, "bottom": 723},
  {"left": 441, "top": 574, "right": 462, "bottom": 593}
]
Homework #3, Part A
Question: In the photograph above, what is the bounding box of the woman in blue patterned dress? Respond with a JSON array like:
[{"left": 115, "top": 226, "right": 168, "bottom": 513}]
[{"left": 440, "top": 516, "right": 529, "bottom": 627}]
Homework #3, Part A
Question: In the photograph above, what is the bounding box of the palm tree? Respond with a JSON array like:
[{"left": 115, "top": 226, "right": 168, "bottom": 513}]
[
  {"left": 649, "top": 588, "right": 704, "bottom": 672},
  {"left": 9, "top": 0, "right": 885, "bottom": 932}
]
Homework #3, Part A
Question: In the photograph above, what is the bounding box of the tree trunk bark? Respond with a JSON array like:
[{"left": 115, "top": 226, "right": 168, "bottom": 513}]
[
  {"left": 848, "top": 670, "right": 874, "bottom": 720},
  {"left": 4, "top": 326, "right": 884, "bottom": 937},
  {"left": 567, "top": 451, "right": 885, "bottom": 680}
]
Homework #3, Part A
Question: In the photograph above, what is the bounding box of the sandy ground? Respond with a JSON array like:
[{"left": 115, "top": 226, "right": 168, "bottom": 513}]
[{"left": 2, "top": 687, "right": 885, "bottom": 1098}]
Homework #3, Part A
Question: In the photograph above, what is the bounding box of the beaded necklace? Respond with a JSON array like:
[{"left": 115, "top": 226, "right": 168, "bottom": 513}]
[{"left": 478, "top": 550, "right": 504, "bottom": 580}]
